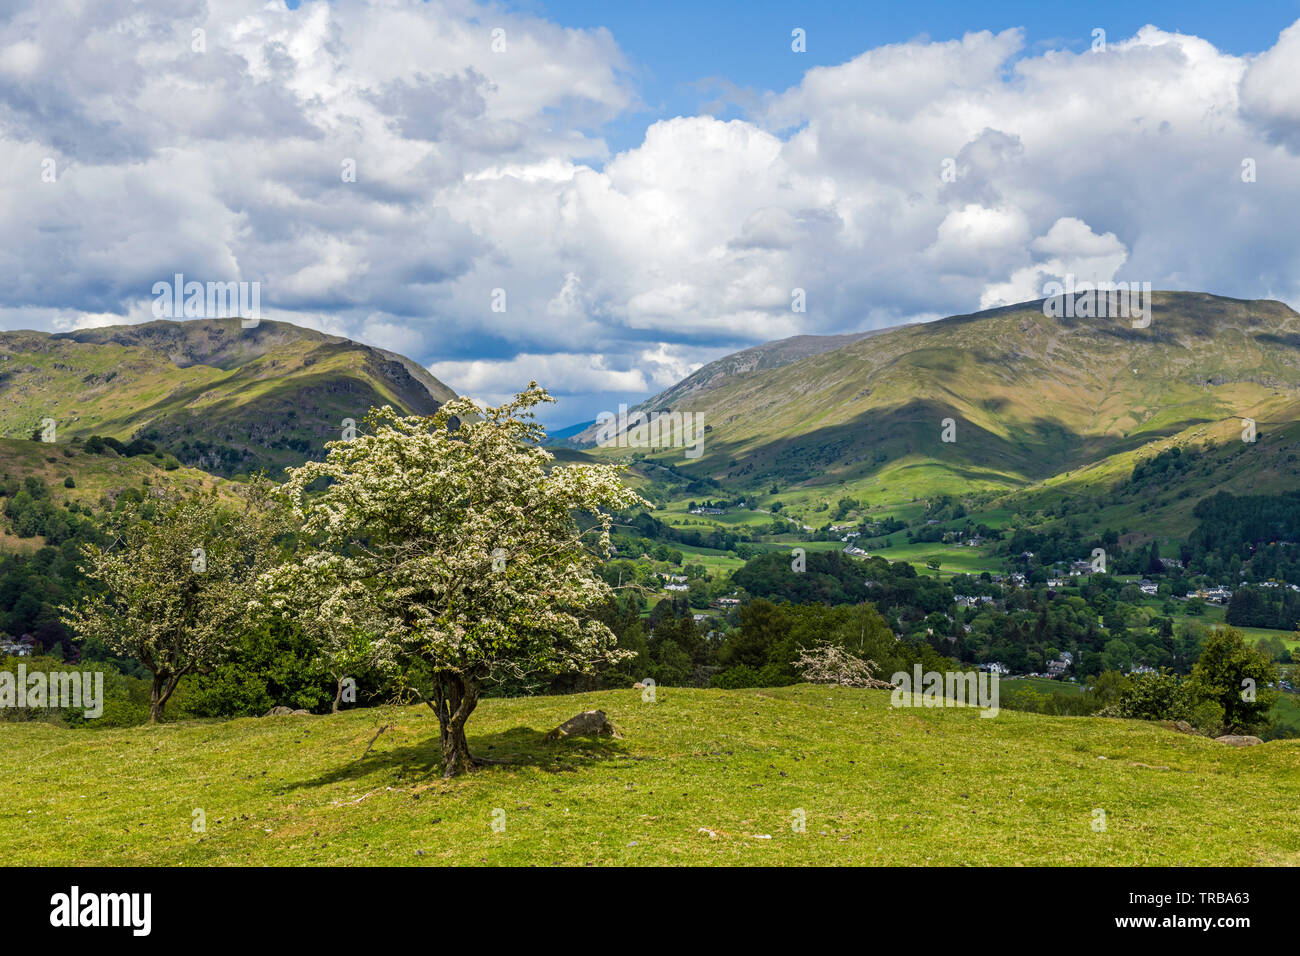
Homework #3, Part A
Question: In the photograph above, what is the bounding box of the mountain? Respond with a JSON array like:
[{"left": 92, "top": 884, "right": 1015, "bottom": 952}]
[
  {"left": 569, "top": 328, "right": 887, "bottom": 445},
  {"left": 543, "top": 419, "right": 597, "bottom": 445},
  {"left": 580, "top": 292, "right": 1300, "bottom": 531},
  {"left": 0, "top": 319, "right": 457, "bottom": 477}
]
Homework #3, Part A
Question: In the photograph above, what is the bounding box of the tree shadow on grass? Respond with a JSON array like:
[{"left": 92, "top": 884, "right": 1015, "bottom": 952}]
[{"left": 285, "top": 725, "right": 630, "bottom": 792}]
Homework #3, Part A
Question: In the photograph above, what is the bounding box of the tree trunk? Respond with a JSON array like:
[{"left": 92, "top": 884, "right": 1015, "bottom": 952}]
[
  {"left": 149, "top": 674, "right": 167, "bottom": 723},
  {"left": 332, "top": 676, "right": 343, "bottom": 714},
  {"left": 441, "top": 720, "right": 475, "bottom": 778},
  {"left": 433, "top": 672, "right": 480, "bottom": 777},
  {"left": 148, "top": 670, "right": 185, "bottom": 723}
]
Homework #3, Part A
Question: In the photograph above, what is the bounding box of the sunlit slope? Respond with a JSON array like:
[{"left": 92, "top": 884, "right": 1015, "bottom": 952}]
[
  {"left": 0, "top": 319, "right": 457, "bottom": 476},
  {"left": 588, "top": 293, "right": 1300, "bottom": 502}
]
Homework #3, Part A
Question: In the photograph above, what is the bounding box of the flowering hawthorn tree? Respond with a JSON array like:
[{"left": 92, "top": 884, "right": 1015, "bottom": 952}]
[{"left": 262, "top": 385, "right": 646, "bottom": 776}]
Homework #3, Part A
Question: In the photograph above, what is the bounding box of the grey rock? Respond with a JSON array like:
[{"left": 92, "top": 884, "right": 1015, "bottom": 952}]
[{"left": 544, "top": 709, "right": 622, "bottom": 741}]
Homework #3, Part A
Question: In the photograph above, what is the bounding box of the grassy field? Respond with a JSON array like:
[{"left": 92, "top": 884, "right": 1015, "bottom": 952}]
[
  {"left": 3, "top": 685, "right": 1297, "bottom": 866},
  {"left": 865, "top": 540, "right": 1000, "bottom": 576},
  {"left": 1002, "top": 677, "right": 1085, "bottom": 696}
]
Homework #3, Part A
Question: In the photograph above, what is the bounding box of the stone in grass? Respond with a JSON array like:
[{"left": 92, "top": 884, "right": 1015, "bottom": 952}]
[
  {"left": 263, "top": 706, "right": 311, "bottom": 717},
  {"left": 1214, "top": 734, "right": 1263, "bottom": 747},
  {"left": 544, "top": 710, "right": 623, "bottom": 741}
]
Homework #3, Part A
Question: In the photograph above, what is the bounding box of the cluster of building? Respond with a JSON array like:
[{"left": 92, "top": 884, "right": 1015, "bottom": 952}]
[
  {"left": 1182, "top": 586, "right": 1233, "bottom": 604},
  {"left": 0, "top": 634, "right": 36, "bottom": 657}
]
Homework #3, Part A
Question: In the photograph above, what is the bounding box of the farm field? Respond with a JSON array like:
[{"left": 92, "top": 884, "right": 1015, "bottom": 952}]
[{"left": 2, "top": 685, "right": 1296, "bottom": 866}]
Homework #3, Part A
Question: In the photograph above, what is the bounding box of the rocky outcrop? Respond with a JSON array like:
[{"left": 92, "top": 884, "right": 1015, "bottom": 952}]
[{"left": 544, "top": 710, "right": 622, "bottom": 741}]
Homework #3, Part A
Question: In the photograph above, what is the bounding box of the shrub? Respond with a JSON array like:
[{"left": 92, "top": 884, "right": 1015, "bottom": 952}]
[
  {"left": 793, "top": 642, "right": 893, "bottom": 689},
  {"left": 1110, "top": 670, "right": 1191, "bottom": 722},
  {"left": 712, "top": 664, "right": 762, "bottom": 689},
  {"left": 1186, "top": 699, "right": 1225, "bottom": 738}
]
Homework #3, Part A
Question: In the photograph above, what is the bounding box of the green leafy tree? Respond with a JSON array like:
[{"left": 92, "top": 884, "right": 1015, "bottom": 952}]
[{"left": 1186, "top": 627, "right": 1278, "bottom": 733}]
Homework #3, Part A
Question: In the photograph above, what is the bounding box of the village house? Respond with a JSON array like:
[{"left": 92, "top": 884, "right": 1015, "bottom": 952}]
[
  {"left": 1186, "top": 586, "right": 1232, "bottom": 604},
  {"left": 0, "top": 634, "right": 35, "bottom": 657}
]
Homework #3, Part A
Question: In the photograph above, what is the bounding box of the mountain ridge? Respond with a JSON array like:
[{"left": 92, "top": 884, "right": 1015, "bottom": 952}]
[
  {"left": 574, "top": 292, "right": 1300, "bottom": 526},
  {"left": 0, "top": 318, "right": 457, "bottom": 477}
]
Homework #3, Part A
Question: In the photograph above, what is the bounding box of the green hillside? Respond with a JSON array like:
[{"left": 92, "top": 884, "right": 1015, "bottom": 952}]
[
  {"left": 2, "top": 685, "right": 1296, "bottom": 865},
  {"left": 0, "top": 319, "right": 457, "bottom": 477},
  {"left": 580, "top": 293, "right": 1300, "bottom": 530},
  {"left": 0, "top": 436, "right": 232, "bottom": 552}
]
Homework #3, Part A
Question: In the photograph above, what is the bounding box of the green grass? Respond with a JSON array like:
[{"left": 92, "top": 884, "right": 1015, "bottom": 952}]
[
  {"left": 0, "top": 437, "right": 232, "bottom": 509},
  {"left": 867, "top": 540, "right": 1000, "bottom": 576},
  {"left": 1271, "top": 692, "right": 1300, "bottom": 739},
  {"left": 3, "top": 685, "right": 1297, "bottom": 865},
  {"left": 1002, "top": 677, "right": 1085, "bottom": 696},
  {"left": 673, "top": 542, "right": 749, "bottom": 573}
]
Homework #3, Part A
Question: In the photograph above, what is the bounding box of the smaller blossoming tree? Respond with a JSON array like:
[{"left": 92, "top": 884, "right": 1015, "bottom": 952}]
[
  {"left": 62, "top": 485, "right": 278, "bottom": 722},
  {"left": 793, "top": 642, "right": 895, "bottom": 689}
]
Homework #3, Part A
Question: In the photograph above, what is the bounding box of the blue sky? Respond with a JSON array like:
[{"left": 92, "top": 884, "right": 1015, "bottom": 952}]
[
  {"left": 7, "top": 0, "right": 1300, "bottom": 428},
  {"left": 521, "top": 0, "right": 1300, "bottom": 155}
]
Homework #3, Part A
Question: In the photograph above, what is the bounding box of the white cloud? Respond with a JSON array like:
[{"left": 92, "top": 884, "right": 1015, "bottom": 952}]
[
  {"left": 2, "top": 2, "right": 1300, "bottom": 423},
  {"left": 1240, "top": 20, "right": 1300, "bottom": 149},
  {"left": 981, "top": 217, "right": 1130, "bottom": 309},
  {"left": 430, "top": 352, "right": 652, "bottom": 400}
]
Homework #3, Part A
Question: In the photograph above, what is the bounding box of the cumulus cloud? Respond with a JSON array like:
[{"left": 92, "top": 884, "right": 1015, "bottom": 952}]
[
  {"left": 3, "top": 2, "right": 1300, "bottom": 422},
  {"left": 981, "top": 218, "right": 1130, "bottom": 309},
  {"left": 1240, "top": 21, "right": 1300, "bottom": 150}
]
